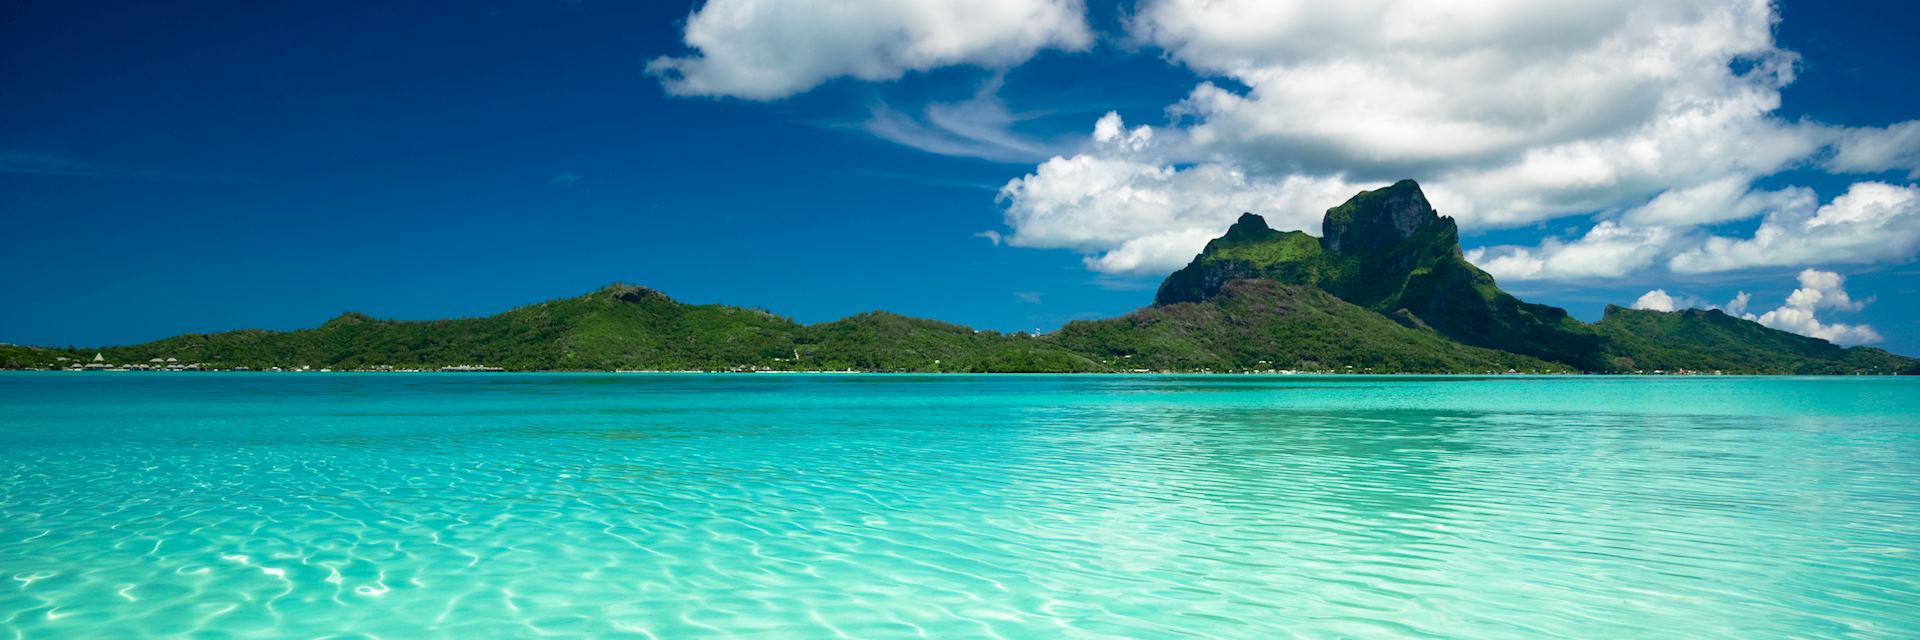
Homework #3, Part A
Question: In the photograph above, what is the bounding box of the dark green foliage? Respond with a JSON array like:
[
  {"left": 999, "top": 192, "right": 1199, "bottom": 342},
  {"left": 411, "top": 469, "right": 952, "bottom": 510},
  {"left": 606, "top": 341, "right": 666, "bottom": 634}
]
[
  {"left": 86, "top": 285, "right": 805, "bottom": 371},
  {"left": 1154, "top": 213, "right": 1326, "bottom": 305},
  {"left": 0, "top": 344, "right": 78, "bottom": 368},
  {"left": 1594, "top": 306, "right": 1912, "bottom": 374},
  {"left": 1376, "top": 254, "right": 1608, "bottom": 371},
  {"left": 23, "top": 286, "right": 1104, "bottom": 373},
  {"left": 1061, "top": 280, "right": 1569, "bottom": 373},
  {"left": 795, "top": 312, "right": 1102, "bottom": 372}
]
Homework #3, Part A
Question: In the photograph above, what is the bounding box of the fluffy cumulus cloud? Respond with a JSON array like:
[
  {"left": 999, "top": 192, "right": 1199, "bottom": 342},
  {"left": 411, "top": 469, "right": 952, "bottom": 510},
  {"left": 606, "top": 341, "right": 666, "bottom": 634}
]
[
  {"left": 648, "top": 0, "right": 1092, "bottom": 100},
  {"left": 1748, "top": 269, "right": 1882, "bottom": 344},
  {"left": 1628, "top": 270, "right": 1880, "bottom": 344},
  {"left": 1669, "top": 182, "right": 1920, "bottom": 273},
  {"left": 987, "top": 0, "right": 1920, "bottom": 279},
  {"left": 1631, "top": 289, "right": 1679, "bottom": 312},
  {"left": 1123, "top": 0, "right": 1827, "bottom": 225},
  {"left": 997, "top": 114, "right": 1371, "bottom": 275},
  {"left": 1629, "top": 288, "right": 1720, "bottom": 313},
  {"left": 1466, "top": 221, "right": 1677, "bottom": 281}
]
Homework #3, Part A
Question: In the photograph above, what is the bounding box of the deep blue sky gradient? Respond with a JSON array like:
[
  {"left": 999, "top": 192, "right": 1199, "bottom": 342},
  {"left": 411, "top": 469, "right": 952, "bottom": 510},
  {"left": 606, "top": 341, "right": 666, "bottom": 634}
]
[{"left": 4, "top": 0, "right": 1917, "bottom": 353}]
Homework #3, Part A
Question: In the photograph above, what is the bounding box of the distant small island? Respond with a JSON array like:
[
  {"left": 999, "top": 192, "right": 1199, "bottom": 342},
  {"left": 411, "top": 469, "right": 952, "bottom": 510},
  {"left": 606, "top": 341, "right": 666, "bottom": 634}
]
[{"left": 6, "top": 181, "right": 1914, "bottom": 375}]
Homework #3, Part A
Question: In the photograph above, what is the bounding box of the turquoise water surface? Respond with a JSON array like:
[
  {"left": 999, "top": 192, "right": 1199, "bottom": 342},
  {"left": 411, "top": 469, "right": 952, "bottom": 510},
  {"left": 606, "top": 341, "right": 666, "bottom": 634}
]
[{"left": 1, "top": 373, "right": 1917, "bottom": 638}]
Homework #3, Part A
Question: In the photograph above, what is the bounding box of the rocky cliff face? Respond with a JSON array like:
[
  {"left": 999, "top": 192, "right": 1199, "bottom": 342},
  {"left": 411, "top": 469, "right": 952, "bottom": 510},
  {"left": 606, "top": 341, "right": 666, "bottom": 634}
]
[
  {"left": 1321, "top": 179, "right": 1448, "bottom": 256},
  {"left": 1220, "top": 211, "right": 1273, "bottom": 240},
  {"left": 1153, "top": 213, "right": 1322, "bottom": 306}
]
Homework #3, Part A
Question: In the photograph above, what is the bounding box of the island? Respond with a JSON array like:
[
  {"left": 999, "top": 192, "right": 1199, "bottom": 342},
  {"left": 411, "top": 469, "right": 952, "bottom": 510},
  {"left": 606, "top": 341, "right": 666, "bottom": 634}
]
[{"left": 6, "top": 182, "right": 1914, "bottom": 375}]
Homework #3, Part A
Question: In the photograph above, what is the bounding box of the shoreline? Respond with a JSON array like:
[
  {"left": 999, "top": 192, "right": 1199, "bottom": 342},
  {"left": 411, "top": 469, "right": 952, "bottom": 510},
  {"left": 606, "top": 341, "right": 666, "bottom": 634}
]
[{"left": 1, "top": 369, "right": 1908, "bottom": 377}]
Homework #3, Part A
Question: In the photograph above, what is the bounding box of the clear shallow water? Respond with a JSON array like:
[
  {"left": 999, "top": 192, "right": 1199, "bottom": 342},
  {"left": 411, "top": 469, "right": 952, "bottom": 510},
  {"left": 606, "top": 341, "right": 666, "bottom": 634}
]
[{"left": 1, "top": 373, "right": 1917, "bottom": 638}]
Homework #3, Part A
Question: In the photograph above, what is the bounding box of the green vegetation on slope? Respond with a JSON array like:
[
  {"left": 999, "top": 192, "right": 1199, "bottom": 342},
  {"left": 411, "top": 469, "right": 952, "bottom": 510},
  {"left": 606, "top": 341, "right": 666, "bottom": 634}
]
[
  {"left": 39, "top": 286, "right": 1103, "bottom": 373},
  {"left": 796, "top": 312, "right": 1104, "bottom": 372},
  {"left": 90, "top": 285, "right": 802, "bottom": 370},
  {"left": 1059, "top": 280, "right": 1571, "bottom": 373},
  {"left": 0, "top": 344, "right": 76, "bottom": 369},
  {"left": 1154, "top": 213, "right": 1326, "bottom": 305},
  {"left": 1594, "top": 306, "right": 1913, "bottom": 374},
  {"left": 1157, "top": 181, "right": 1609, "bottom": 370}
]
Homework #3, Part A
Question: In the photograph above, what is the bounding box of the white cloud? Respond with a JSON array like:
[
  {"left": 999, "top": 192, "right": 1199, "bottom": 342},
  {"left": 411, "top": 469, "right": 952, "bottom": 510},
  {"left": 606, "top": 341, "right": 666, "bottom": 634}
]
[
  {"left": 1632, "top": 289, "right": 1677, "bottom": 312},
  {"left": 1092, "top": 112, "right": 1154, "bottom": 151},
  {"left": 1744, "top": 269, "right": 1881, "bottom": 345},
  {"left": 995, "top": 114, "right": 1371, "bottom": 275},
  {"left": 1473, "top": 181, "right": 1920, "bottom": 281},
  {"left": 1826, "top": 120, "right": 1920, "bottom": 179},
  {"left": 1621, "top": 178, "right": 1814, "bottom": 227},
  {"left": 1081, "top": 228, "right": 1223, "bottom": 275},
  {"left": 990, "top": 0, "right": 1920, "bottom": 278},
  {"left": 1781, "top": 269, "right": 1865, "bottom": 312},
  {"left": 1669, "top": 182, "right": 1920, "bottom": 273},
  {"left": 1724, "top": 291, "right": 1751, "bottom": 317},
  {"left": 1127, "top": 0, "right": 1829, "bottom": 227},
  {"left": 1464, "top": 221, "right": 1677, "bottom": 281},
  {"left": 1626, "top": 276, "right": 1877, "bottom": 345},
  {"left": 861, "top": 76, "right": 1071, "bottom": 163},
  {"left": 647, "top": 0, "right": 1092, "bottom": 100},
  {"left": 1628, "top": 288, "right": 1723, "bottom": 312}
]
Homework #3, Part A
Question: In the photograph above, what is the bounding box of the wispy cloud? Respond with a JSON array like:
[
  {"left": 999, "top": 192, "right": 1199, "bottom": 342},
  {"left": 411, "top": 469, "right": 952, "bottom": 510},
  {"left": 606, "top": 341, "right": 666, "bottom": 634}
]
[
  {"left": 0, "top": 151, "right": 103, "bottom": 177},
  {"left": 0, "top": 150, "right": 238, "bottom": 182},
  {"left": 549, "top": 171, "right": 582, "bottom": 187},
  {"left": 860, "top": 76, "right": 1075, "bottom": 164},
  {"left": 1014, "top": 291, "right": 1042, "bottom": 304}
]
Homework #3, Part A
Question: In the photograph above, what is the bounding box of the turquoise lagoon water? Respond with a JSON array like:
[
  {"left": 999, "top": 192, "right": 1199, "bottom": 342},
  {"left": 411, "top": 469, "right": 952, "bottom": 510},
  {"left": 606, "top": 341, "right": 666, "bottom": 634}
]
[{"left": 1, "top": 373, "right": 1917, "bottom": 638}]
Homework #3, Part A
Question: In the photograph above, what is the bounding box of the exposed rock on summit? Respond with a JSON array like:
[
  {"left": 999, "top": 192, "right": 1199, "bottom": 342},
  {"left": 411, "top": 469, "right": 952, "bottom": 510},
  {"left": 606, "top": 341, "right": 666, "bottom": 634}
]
[{"left": 1321, "top": 179, "right": 1449, "bottom": 256}]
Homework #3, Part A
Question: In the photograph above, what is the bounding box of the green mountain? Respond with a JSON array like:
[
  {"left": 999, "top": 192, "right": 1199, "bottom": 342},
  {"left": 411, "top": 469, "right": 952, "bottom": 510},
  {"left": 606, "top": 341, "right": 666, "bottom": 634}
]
[
  {"left": 1056, "top": 279, "right": 1569, "bottom": 373},
  {"left": 1151, "top": 179, "right": 1908, "bottom": 373},
  {"left": 4, "top": 285, "right": 1101, "bottom": 373},
  {"left": 7, "top": 181, "right": 1913, "bottom": 374},
  {"left": 1157, "top": 180, "right": 1606, "bottom": 369},
  {"left": 88, "top": 284, "right": 802, "bottom": 371}
]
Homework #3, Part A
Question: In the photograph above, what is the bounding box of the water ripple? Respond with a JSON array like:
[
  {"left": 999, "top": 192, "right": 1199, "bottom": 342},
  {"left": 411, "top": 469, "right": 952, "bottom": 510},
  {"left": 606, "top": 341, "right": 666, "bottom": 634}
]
[{"left": 1, "top": 373, "right": 1917, "bottom": 637}]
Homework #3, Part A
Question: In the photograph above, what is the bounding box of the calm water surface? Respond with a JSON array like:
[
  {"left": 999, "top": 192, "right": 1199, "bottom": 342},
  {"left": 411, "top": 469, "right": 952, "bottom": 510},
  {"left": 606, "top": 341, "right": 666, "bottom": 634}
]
[{"left": 1, "top": 373, "right": 1916, "bottom": 638}]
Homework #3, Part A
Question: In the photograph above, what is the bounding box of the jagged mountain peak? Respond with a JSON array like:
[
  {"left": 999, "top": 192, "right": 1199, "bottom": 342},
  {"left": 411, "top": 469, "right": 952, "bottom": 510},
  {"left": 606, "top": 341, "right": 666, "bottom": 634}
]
[
  {"left": 1152, "top": 179, "right": 1608, "bottom": 369},
  {"left": 1223, "top": 212, "right": 1273, "bottom": 239},
  {"left": 1321, "top": 179, "right": 1449, "bottom": 255}
]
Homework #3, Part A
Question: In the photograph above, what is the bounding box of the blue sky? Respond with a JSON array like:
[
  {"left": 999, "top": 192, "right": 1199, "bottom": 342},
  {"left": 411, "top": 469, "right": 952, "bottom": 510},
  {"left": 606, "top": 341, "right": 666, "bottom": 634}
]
[{"left": 3, "top": 0, "right": 1918, "bottom": 355}]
